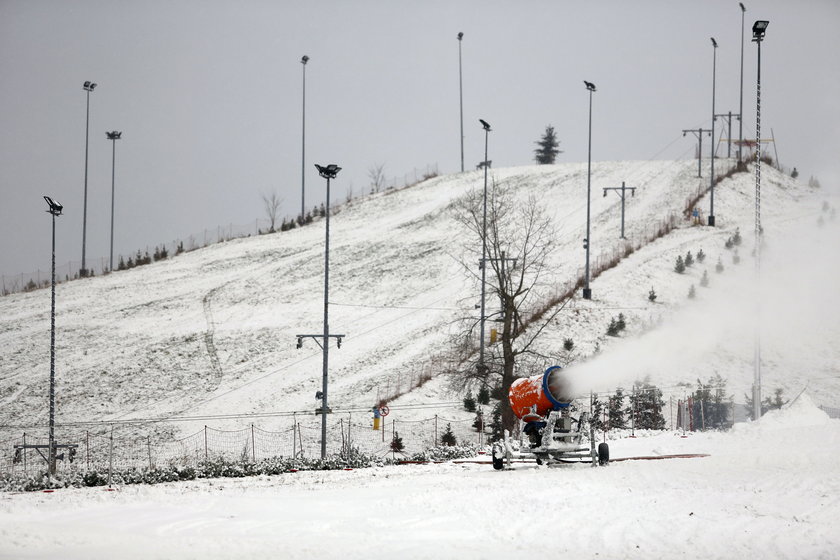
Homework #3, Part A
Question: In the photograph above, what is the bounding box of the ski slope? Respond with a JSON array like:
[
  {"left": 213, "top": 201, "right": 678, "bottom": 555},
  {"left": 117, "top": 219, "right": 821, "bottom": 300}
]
[{"left": 0, "top": 159, "right": 837, "bottom": 443}]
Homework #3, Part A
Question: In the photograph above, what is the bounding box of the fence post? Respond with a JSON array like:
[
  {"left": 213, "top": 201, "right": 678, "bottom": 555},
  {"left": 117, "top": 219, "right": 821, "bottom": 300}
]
[
  {"left": 251, "top": 423, "right": 256, "bottom": 462},
  {"left": 22, "top": 432, "right": 27, "bottom": 475},
  {"left": 85, "top": 431, "right": 90, "bottom": 470},
  {"left": 292, "top": 415, "right": 297, "bottom": 458},
  {"left": 107, "top": 426, "right": 115, "bottom": 488},
  {"left": 348, "top": 413, "right": 352, "bottom": 453},
  {"left": 204, "top": 425, "right": 208, "bottom": 460},
  {"left": 147, "top": 435, "right": 153, "bottom": 470},
  {"left": 434, "top": 415, "right": 438, "bottom": 447}
]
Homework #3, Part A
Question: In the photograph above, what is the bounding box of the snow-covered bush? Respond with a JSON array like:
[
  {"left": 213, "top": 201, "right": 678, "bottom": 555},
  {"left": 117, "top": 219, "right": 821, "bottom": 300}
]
[{"left": 408, "top": 444, "right": 478, "bottom": 462}]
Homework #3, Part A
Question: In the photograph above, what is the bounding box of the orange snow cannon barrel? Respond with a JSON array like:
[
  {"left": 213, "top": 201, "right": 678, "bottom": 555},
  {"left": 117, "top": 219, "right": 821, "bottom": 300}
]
[{"left": 509, "top": 365, "right": 574, "bottom": 420}]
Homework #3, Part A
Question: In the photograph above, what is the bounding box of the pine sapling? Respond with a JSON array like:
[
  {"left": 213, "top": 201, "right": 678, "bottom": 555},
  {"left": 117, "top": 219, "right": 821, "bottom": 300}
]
[
  {"left": 616, "top": 313, "right": 627, "bottom": 332},
  {"left": 463, "top": 391, "right": 476, "bottom": 412},
  {"left": 700, "top": 269, "right": 709, "bottom": 287},
  {"left": 733, "top": 228, "right": 742, "bottom": 246},
  {"left": 688, "top": 284, "right": 696, "bottom": 299},
  {"left": 685, "top": 251, "right": 694, "bottom": 267},
  {"left": 732, "top": 250, "right": 741, "bottom": 265},
  {"left": 697, "top": 248, "right": 706, "bottom": 263},
  {"left": 674, "top": 255, "right": 686, "bottom": 273},
  {"left": 563, "top": 338, "right": 575, "bottom": 351},
  {"left": 648, "top": 287, "right": 657, "bottom": 302},
  {"left": 715, "top": 257, "right": 724, "bottom": 273}
]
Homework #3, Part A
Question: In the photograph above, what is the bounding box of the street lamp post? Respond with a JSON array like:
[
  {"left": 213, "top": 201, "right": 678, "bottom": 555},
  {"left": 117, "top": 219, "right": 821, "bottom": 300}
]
[
  {"left": 583, "top": 80, "right": 596, "bottom": 299},
  {"left": 316, "top": 163, "right": 341, "bottom": 459},
  {"left": 301, "top": 56, "right": 309, "bottom": 223},
  {"left": 106, "top": 131, "right": 122, "bottom": 272},
  {"left": 709, "top": 38, "right": 718, "bottom": 227},
  {"left": 44, "top": 196, "right": 63, "bottom": 475},
  {"left": 458, "top": 33, "right": 465, "bottom": 173},
  {"left": 81, "top": 81, "right": 97, "bottom": 277},
  {"left": 478, "top": 119, "right": 491, "bottom": 374},
  {"left": 752, "top": 19, "right": 768, "bottom": 421},
  {"left": 738, "top": 3, "right": 746, "bottom": 163}
]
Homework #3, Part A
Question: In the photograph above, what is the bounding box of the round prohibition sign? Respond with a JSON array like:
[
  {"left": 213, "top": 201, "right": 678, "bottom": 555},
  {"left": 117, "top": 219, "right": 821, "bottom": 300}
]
[{"left": 378, "top": 405, "right": 390, "bottom": 417}]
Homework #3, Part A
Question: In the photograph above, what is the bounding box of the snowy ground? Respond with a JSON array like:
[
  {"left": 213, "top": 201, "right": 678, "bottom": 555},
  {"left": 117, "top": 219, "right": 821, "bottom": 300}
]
[{"left": 1, "top": 395, "right": 837, "bottom": 560}]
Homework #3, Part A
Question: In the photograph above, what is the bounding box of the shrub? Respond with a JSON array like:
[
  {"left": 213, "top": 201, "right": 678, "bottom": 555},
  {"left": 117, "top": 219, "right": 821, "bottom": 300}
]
[
  {"left": 463, "top": 392, "right": 476, "bottom": 412},
  {"left": 563, "top": 338, "right": 574, "bottom": 351},
  {"left": 648, "top": 288, "right": 657, "bottom": 302},
  {"left": 697, "top": 249, "right": 706, "bottom": 263},
  {"left": 674, "top": 255, "right": 686, "bottom": 273},
  {"left": 685, "top": 251, "right": 694, "bottom": 267}
]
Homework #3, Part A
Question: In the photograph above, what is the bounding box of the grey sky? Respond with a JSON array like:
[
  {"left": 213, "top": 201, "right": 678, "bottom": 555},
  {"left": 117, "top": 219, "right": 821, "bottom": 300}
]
[{"left": 1, "top": 0, "right": 838, "bottom": 279}]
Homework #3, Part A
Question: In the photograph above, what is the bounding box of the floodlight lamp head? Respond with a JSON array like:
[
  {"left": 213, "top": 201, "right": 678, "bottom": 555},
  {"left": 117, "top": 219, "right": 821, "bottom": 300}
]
[
  {"left": 296, "top": 337, "right": 303, "bottom": 349},
  {"left": 739, "top": 2, "right": 745, "bottom": 12},
  {"left": 752, "top": 20, "right": 768, "bottom": 39},
  {"left": 711, "top": 37, "right": 718, "bottom": 48},
  {"left": 315, "top": 163, "right": 341, "bottom": 179},
  {"left": 106, "top": 131, "right": 122, "bottom": 140},
  {"left": 337, "top": 337, "right": 342, "bottom": 349},
  {"left": 603, "top": 190, "right": 607, "bottom": 197},
  {"left": 301, "top": 55, "right": 309, "bottom": 64},
  {"left": 458, "top": 32, "right": 463, "bottom": 40},
  {"left": 584, "top": 80, "right": 596, "bottom": 92},
  {"left": 44, "top": 196, "right": 63, "bottom": 216},
  {"left": 479, "top": 119, "right": 491, "bottom": 131},
  {"left": 83, "top": 81, "right": 97, "bottom": 91}
]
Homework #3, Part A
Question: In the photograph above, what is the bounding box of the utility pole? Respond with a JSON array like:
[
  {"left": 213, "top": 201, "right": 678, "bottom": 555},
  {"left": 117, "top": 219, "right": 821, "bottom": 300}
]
[
  {"left": 300, "top": 55, "right": 309, "bottom": 223},
  {"left": 709, "top": 37, "right": 718, "bottom": 227},
  {"left": 583, "top": 80, "right": 596, "bottom": 300},
  {"left": 457, "top": 32, "right": 465, "bottom": 173},
  {"left": 478, "top": 119, "right": 491, "bottom": 375},
  {"left": 602, "top": 182, "right": 636, "bottom": 239},
  {"left": 739, "top": 2, "right": 747, "bottom": 163},
  {"left": 81, "top": 81, "right": 96, "bottom": 277},
  {"left": 296, "top": 163, "right": 345, "bottom": 459},
  {"left": 106, "top": 131, "right": 122, "bottom": 272},
  {"left": 714, "top": 112, "right": 741, "bottom": 158},
  {"left": 682, "top": 128, "right": 711, "bottom": 178}
]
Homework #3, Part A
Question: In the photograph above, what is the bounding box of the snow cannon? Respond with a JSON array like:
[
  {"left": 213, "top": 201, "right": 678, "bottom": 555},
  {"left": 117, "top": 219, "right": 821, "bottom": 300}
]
[
  {"left": 492, "top": 365, "right": 609, "bottom": 470},
  {"left": 509, "top": 365, "right": 574, "bottom": 420}
]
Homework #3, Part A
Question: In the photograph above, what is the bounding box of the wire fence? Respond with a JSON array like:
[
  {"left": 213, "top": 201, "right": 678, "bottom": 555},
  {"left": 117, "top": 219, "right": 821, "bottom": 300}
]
[{"left": 0, "top": 411, "right": 486, "bottom": 477}]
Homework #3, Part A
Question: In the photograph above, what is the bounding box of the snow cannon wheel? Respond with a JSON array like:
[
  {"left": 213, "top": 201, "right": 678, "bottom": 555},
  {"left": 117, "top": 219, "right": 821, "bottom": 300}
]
[
  {"left": 598, "top": 442, "right": 610, "bottom": 466},
  {"left": 491, "top": 443, "right": 505, "bottom": 470}
]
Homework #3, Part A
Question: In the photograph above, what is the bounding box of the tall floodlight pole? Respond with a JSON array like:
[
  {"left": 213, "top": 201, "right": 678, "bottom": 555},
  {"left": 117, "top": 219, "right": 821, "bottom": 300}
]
[
  {"left": 709, "top": 38, "right": 718, "bottom": 227},
  {"left": 583, "top": 81, "right": 596, "bottom": 300},
  {"left": 458, "top": 33, "right": 465, "bottom": 173},
  {"left": 81, "top": 81, "right": 97, "bottom": 277},
  {"left": 300, "top": 56, "right": 309, "bottom": 222},
  {"left": 478, "top": 119, "right": 491, "bottom": 374},
  {"left": 44, "top": 196, "right": 63, "bottom": 475},
  {"left": 752, "top": 19, "right": 768, "bottom": 421},
  {"left": 316, "top": 163, "right": 341, "bottom": 458},
  {"left": 106, "top": 131, "right": 122, "bottom": 272},
  {"left": 738, "top": 3, "right": 746, "bottom": 162}
]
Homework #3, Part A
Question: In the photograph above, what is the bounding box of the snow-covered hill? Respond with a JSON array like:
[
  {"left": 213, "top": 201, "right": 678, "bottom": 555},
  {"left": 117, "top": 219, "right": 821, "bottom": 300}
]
[{"left": 1, "top": 159, "right": 837, "bottom": 440}]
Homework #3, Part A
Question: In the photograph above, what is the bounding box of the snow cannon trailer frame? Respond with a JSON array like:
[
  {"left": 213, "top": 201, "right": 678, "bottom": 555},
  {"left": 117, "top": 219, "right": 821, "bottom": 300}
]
[{"left": 491, "top": 366, "right": 609, "bottom": 470}]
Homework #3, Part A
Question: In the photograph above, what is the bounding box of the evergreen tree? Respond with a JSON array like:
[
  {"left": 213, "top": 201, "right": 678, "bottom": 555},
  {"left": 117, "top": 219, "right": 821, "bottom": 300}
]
[
  {"left": 631, "top": 379, "right": 666, "bottom": 430},
  {"left": 715, "top": 257, "right": 724, "bottom": 273},
  {"left": 674, "top": 255, "right": 686, "bottom": 273},
  {"left": 688, "top": 284, "right": 696, "bottom": 299},
  {"left": 463, "top": 391, "right": 477, "bottom": 412},
  {"left": 608, "top": 388, "right": 626, "bottom": 429},
  {"left": 685, "top": 251, "right": 694, "bottom": 267},
  {"left": 118, "top": 256, "right": 126, "bottom": 271},
  {"left": 700, "top": 269, "right": 709, "bottom": 287},
  {"left": 616, "top": 313, "right": 626, "bottom": 332},
  {"left": 477, "top": 385, "right": 490, "bottom": 405},
  {"left": 590, "top": 396, "right": 605, "bottom": 432},
  {"left": 490, "top": 403, "right": 504, "bottom": 441},
  {"left": 648, "top": 287, "right": 657, "bottom": 302},
  {"left": 696, "top": 248, "right": 706, "bottom": 263},
  {"left": 441, "top": 423, "right": 457, "bottom": 446},
  {"left": 534, "top": 125, "right": 562, "bottom": 164},
  {"left": 725, "top": 237, "right": 734, "bottom": 249},
  {"left": 563, "top": 337, "right": 575, "bottom": 351},
  {"left": 606, "top": 317, "right": 620, "bottom": 337},
  {"left": 733, "top": 228, "right": 742, "bottom": 246},
  {"left": 732, "top": 250, "right": 741, "bottom": 265},
  {"left": 390, "top": 431, "right": 405, "bottom": 453}
]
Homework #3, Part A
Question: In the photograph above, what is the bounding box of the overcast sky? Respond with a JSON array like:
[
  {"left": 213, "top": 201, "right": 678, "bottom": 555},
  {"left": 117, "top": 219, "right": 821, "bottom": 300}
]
[{"left": 1, "top": 0, "right": 838, "bottom": 280}]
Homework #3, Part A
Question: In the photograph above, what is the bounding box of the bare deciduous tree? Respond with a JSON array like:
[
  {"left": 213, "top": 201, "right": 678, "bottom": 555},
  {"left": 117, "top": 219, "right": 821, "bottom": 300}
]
[
  {"left": 453, "top": 180, "right": 560, "bottom": 432},
  {"left": 368, "top": 163, "right": 386, "bottom": 193},
  {"left": 262, "top": 191, "right": 282, "bottom": 233}
]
